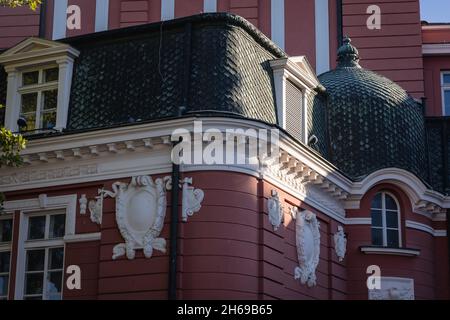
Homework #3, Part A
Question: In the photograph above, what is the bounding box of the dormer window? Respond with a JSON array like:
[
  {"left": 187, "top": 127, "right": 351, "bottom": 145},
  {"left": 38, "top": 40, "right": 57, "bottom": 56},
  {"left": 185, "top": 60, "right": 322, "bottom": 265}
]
[
  {"left": 270, "top": 56, "right": 320, "bottom": 144},
  {"left": 19, "top": 67, "right": 59, "bottom": 132},
  {"left": 0, "top": 37, "right": 79, "bottom": 134}
]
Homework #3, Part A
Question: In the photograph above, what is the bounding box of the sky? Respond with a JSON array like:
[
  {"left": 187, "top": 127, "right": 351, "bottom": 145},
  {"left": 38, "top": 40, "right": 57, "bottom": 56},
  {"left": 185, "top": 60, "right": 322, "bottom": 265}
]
[{"left": 420, "top": 0, "right": 450, "bottom": 23}]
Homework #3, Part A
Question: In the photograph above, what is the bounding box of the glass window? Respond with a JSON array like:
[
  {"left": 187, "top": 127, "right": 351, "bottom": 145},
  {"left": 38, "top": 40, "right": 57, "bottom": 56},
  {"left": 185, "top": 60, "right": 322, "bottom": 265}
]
[
  {"left": 19, "top": 67, "right": 59, "bottom": 132},
  {"left": 370, "top": 192, "right": 400, "bottom": 247},
  {"left": 44, "top": 68, "right": 59, "bottom": 83},
  {"left": 0, "top": 251, "right": 11, "bottom": 300},
  {"left": 0, "top": 219, "right": 13, "bottom": 243},
  {"left": 28, "top": 216, "right": 46, "bottom": 240},
  {"left": 22, "top": 212, "right": 66, "bottom": 300},
  {"left": 22, "top": 71, "right": 39, "bottom": 86},
  {"left": 24, "top": 248, "right": 64, "bottom": 300},
  {"left": 444, "top": 89, "right": 450, "bottom": 116},
  {"left": 444, "top": 73, "right": 450, "bottom": 84}
]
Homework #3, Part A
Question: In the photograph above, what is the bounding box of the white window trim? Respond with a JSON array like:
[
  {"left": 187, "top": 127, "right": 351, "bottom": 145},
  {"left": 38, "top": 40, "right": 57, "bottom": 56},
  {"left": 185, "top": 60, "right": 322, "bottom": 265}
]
[
  {"left": 441, "top": 71, "right": 450, "bottom": 116},
  {"left": 371, "top": 191, "right": 402, "bottom": 248},
  {"left": 2, "top": 194, "right": 76, "bottom": 300},
  {"left": 0, "top": 213, "right": 14, "bottom": 300},
  {"left": 0, "top": 38, "right": 80, "bottom": 133}
]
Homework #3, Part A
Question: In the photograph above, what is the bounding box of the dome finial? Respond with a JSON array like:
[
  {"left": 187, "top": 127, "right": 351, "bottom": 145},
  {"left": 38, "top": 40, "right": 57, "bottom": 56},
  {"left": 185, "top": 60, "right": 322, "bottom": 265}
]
[{"left": 337, "top": 36, "right": 360, "bottom": 68}]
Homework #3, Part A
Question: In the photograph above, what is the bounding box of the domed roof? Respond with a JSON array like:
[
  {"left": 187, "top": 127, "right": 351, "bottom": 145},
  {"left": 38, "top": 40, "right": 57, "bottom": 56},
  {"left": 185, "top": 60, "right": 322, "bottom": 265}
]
[{"left": 318, "top": 37, "right": 428, "bottom": 181}]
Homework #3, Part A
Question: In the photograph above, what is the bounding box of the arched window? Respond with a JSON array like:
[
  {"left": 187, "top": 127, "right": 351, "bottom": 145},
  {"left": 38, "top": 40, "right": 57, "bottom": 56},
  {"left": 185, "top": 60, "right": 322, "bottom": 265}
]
[{"left": 371, "top": 192, "right": 401, "bottom": 247}]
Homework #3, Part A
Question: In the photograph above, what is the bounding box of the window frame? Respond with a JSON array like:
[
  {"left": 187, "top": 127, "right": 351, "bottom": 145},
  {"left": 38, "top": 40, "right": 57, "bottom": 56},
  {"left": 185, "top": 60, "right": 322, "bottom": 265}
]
[
  {"left": 21, "top": 210, "right": 66, "bottom": 300},
  {"left": 18, "top": 65, "right": 59, "bottom": 132},
  {"left": 0, "top": 213, "right": 14, "bottom": 300},
  {"left": 1, "top": 193, "right": 77, "bottom": 300},
  {"left": 441, "top": 71, "right": 450, "bottom": 116},
  {"left": 370, "top": 191, "right": 402, "bottom": 248}
]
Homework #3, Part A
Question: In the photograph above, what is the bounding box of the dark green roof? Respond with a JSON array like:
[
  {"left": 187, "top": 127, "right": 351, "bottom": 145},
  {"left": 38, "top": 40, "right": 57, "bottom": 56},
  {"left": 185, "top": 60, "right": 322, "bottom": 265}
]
[
  {"left": 319, "top": 37, "right": 428, "bottom": 183},
  {"left": 62, "top": 13, "right": 285, "bottom": 131}
]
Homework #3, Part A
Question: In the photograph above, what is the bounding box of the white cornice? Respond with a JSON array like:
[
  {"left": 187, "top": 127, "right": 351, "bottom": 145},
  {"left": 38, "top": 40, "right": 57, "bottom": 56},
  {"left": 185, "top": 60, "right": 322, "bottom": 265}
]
[
  {"left": 360, "top": 246, "right": 420, "bottom": 257},
  {"left": 422, "top": 43, "right": 450, "bottom": 55},
  {"left": 405, "top": 220, "right": 447, "bottom": 237},
  {"left": 1, "top": 117, "right": 449, "bottom": 223}
]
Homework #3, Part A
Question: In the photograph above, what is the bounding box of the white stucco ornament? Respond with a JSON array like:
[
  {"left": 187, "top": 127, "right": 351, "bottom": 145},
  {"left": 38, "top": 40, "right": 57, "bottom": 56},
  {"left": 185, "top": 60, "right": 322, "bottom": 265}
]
[
  {"left": 369, "top": 277, "right": 414, "bottom": 300},
  {"left": 79, "top": 194, "right": 87, "bottom": 215},
  {"left": 181, "top": 177, "right": 204, "bottom": 222},
  {"left": 104, "top": 175, "right": 172, "bottom": 260},
  {"left": 333, "top": 225, "right": 347, "bottom": 262},
  {"left": 267, "top": 190, "right": 283, "bottom": 231},
  {"left": 88, "top": 189, "right": 104, "bottom": 225},
  {"left": 292, "top": 207, "right": 321, "bottom": 287}
]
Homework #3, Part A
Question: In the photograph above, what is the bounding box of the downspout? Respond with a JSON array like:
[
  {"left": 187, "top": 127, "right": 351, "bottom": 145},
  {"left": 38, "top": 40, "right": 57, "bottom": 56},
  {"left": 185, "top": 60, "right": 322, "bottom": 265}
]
[
  {"left": 336, "top": 0, "right": 343, "bottom": 47},
  {"left": 168, "top": 22, "right": 192, "bottom": 300},
  {"left": 38, "top": 0, "right": 47, "bottom": 38},
  {"left": 168, "top": 151, "right": 180, "bottom": 300}
]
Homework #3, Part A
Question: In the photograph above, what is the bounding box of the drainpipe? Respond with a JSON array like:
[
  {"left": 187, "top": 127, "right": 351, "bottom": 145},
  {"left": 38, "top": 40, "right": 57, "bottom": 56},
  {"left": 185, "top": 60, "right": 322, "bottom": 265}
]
[
  {"left": 168, "top": 22, "right": 192, "bottom": 300},
  {"left": 168, "top": 149, "right": 180, "bottom": 300},
  {"left": 38, "top": 0, "right": 47, "bottom": 38},
  {"left": 336, "top": 0, "right": 343, "bottom": 47}
]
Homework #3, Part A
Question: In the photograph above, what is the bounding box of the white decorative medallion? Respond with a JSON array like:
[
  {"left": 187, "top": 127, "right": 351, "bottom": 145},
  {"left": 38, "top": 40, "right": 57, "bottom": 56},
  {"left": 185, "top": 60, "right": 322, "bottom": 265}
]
[
  {"left": 333, "top": 225, "right": 346, "bottom": 262},
  {"left": 292, "top": 207, "right": 321, "bottom": 287},
  {"left": 181, "top": 177, "right": 204, "bottom": 222},
  {"left": 104, "top": 175, "right": 172, "bottom": 260},
  {"left": 369, "top": 277, "right": 414, "bottom": 300},
  {"left": 267, "top": 190, "right": 283, "bottom": 231}
]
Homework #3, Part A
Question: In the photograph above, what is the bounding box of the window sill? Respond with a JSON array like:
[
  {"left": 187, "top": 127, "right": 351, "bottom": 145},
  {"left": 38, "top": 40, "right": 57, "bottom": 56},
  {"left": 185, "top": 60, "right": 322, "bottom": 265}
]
[{"left": 360, "top": 246, "right": 420, "bottom": 257}]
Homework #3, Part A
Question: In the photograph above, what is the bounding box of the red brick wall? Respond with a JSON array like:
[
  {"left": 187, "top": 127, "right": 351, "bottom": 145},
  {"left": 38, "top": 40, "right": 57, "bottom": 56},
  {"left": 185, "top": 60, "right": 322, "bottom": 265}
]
[
  {"left": 0, "top": 6, "right": 40, "bottom": 50},
  {"left": 342, "top": 0, "right": 424, "bottom": 98},
  {"left": 3, "top": 172, "right": 448, "bottom": 299}
]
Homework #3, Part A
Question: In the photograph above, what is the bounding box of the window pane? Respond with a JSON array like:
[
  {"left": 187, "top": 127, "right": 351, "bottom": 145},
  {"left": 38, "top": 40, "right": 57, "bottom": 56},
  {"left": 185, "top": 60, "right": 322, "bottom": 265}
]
[
  {"left": 387, "top": 229, "right": 400, "bottom": 247},
  {"left": 28, "top": 216, "right": 46, "bottom": 240},
  {"left": 20, "top": 113, "right": 36, "bottom": 131},
  {"left": 0, "top": 219, "right": 12, "bottom": 242},
  {"left": 46, "top": 271, "right": 62, "bottom": 300},
  {"left": 444, "top": 73, "right": 450, "bottom": 84},
  {"left": 22, "top": 71, "right": 39, "bottom": 86},
  {"left": 371, "top": 193, "right": 382, "bottom": 209},
  {"left": 26, "top": 250, "right": 45, "bottom": 271},
  {"left": 444, "top": 90, "right": 450, "bottom": 116},
  {"left": 48, "top": 247, "right": 64, "bottom": 270},
  {"left": 386, "top": 211, "right": 399, "bottom": 228},
  {"left": 371, "top": 209, "right": 382, "bottom": 227},
  {"left": 0, "top": 275, "right": 8, "bottom": 296},
  {"left": 49, "top": 214, "right": 65, "bottom": 239},
  {"left": 44, "top": 68, "right": 59, "bottom": 82},
  {"left": 0, "top": 251, "right": 10, "bottom": 273},
  {"left": 21, "top": 92, "right": 37, "bottom": 114},
  {"left": 385, "top": 194, "right": 397, "bottom": 210},
  {"left": 25, "top": 273, "right": 44, "bottom": 295},
  {"left": 41, "top": 111, "right": 56, "bottom": 130},
  {"left": 371, "top": 228, "right": 383, "bottom": 246},
  {"left": 43, "top": 90, "right": 57, "bottom": 110}
]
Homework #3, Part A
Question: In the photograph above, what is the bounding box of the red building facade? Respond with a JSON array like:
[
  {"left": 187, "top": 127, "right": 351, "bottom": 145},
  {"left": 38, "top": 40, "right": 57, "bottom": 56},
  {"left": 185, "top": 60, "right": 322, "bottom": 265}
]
[{"left": 0, "top": 1, "right": 449, "bottom": 301}]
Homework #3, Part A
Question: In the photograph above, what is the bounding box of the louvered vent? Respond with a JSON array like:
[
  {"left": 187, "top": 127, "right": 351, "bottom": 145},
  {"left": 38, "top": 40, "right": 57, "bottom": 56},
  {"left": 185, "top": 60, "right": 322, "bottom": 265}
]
[{"left": 285, "top": 80, "right": 304, "bottom": 142}]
